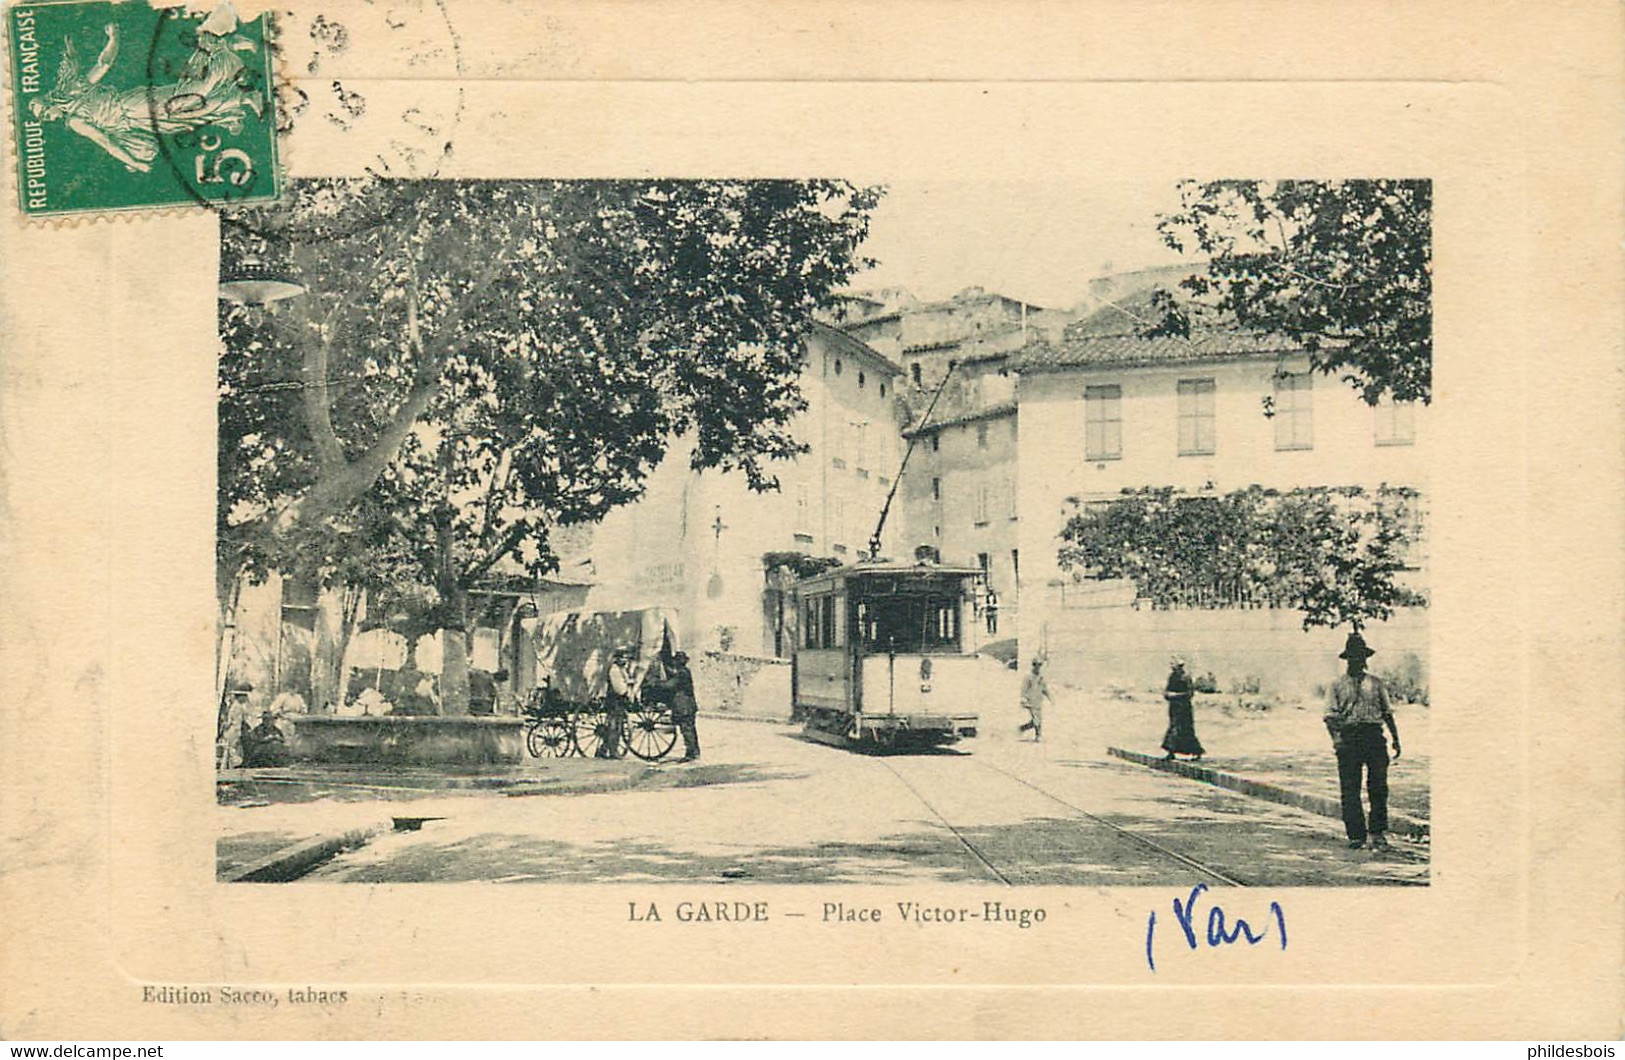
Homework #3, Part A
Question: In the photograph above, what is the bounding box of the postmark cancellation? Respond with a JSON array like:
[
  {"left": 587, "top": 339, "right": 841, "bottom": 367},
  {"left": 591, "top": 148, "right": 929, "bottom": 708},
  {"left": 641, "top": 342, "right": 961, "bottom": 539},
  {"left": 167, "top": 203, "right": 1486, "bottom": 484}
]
[{"left": 7, "top": 0, "right": 281, "bottom": 217}]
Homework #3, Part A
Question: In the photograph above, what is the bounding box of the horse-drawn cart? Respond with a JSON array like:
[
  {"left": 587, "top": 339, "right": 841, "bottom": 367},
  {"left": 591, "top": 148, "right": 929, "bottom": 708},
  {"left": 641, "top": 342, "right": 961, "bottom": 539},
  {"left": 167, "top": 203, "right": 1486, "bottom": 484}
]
[{"left": 521, "top": 608, "right": 681, "bottom": 761}]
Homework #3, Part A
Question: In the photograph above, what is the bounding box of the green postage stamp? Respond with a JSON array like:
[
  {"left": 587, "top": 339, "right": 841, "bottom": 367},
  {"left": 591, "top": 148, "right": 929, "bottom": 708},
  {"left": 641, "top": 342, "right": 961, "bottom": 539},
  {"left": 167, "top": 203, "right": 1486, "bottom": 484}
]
[{"left": 8, "top": 0, "right": 280, "bottom": 217}]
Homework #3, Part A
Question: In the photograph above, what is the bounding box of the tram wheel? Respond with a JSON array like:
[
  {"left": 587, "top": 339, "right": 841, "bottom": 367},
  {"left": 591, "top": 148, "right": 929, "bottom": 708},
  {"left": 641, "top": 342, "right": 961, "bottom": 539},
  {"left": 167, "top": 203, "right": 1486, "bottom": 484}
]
[
  {"left": 570, "top": 708, "right": 610, "bottom": 758},
  {"left": 526, "top": 717, "right": 572, "bottom": 758},
  {"left": 625, "top": 703, "right": 679, "bottom": 761}
]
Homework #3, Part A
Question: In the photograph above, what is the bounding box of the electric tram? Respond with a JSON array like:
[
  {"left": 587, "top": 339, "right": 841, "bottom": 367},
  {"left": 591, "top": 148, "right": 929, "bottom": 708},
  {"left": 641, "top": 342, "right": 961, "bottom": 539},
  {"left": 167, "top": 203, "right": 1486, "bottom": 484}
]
[{"left": 792, "top": 558, "right": 984, "bottom": 751}]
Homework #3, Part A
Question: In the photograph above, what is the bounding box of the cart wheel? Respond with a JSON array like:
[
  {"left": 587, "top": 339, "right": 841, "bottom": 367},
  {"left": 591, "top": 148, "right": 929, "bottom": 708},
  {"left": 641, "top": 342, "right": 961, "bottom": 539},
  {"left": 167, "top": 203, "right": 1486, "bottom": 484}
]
[
  {"left": 570, "top": 708, "right": 610, "bottom": 758},
  {"left": 625, "top": 703, "right": 678, "bottom": 761},
  {"left": 526, "top": 717, "right": 572, "bottom": 758}
]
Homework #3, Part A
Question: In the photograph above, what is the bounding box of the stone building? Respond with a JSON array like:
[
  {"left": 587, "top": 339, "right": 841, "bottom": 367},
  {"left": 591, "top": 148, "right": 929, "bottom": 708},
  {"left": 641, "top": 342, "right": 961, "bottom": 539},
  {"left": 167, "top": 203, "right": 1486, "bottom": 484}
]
[
  {"left": 581, "top": 322, "right": 908, "bottom": 658},
  {"left": 1008, "top": 278, "right": 1429, "bottom": 694},
  {"left": 838, "top": 287, "right": 1075, "bottom": 641},
  {"left": 898, "top": 378, "right": 1022, "bottom": 639}
]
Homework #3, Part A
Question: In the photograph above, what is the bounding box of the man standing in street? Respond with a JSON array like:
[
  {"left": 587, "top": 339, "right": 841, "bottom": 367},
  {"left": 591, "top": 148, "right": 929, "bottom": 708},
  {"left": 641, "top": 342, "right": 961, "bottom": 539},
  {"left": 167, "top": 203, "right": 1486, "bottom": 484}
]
[
  {"left": 601, "top": 648, "right": 635, "bottom": 759},
  {"left": 1019, "top": 655, "right": 1052, "bottom": 743},
  {"left": 1324, "top": 631, "right": 1402, "bottom": 850},
  {"left": 666, "top": 651, "right": 701, "bottom": 762}
]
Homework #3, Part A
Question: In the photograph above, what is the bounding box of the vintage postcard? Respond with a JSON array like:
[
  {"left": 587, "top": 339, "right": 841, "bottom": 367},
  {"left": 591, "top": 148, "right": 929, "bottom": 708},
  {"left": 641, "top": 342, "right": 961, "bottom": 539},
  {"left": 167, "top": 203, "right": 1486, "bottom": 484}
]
[{"left": 0, "top": 0, "right": 1620, "bottom": 1041}]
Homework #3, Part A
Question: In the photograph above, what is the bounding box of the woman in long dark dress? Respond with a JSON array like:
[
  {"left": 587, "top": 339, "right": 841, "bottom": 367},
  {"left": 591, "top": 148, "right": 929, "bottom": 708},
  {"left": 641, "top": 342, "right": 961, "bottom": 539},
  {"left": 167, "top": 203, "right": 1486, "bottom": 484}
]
[{"left": 1161, "top": 656, "right": 1205, "bottom": 760}]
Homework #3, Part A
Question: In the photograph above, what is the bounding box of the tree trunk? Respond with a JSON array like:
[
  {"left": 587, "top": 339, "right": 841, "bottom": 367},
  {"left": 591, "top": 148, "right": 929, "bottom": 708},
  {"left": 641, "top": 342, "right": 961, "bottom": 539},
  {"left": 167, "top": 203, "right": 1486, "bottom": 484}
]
[
  {"left": 337, "top": 586, "right": 362, "bottom": 698},
  {"left": 440, "top": 585, "right": 472, "bottom": 716},
  {"left": 215, "top": 561, "right": 244, "bottom": 698},
  {"left": 309, "top": 585, "right": 363, "bottom": 713}
]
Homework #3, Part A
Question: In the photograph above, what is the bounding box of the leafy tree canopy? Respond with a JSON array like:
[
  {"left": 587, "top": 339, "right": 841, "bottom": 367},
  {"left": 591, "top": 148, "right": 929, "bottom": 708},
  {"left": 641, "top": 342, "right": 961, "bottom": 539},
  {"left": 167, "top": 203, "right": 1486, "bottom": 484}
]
[
  {"left": 1149, "top": 179, "right": 1432, "bottom": 405},
  {"left": 219, "top": 178, "right": 883, "bottom": 593},
  {"left": 219, "top": 178, "right": 881, "bottom": 712},
  {"left": 1058, "top": 485, "right": 1427, "bottom": 631}
]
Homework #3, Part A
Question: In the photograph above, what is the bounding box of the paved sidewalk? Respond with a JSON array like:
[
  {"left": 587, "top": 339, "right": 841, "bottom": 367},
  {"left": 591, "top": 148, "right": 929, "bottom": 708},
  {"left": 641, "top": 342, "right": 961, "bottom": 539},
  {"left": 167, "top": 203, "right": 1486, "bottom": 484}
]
[
  {"left": 1184, "top": 749, "right": 1428, "bottom": 820},
  {"left": 219, "top": 822, "right": 391, "bottom": 882},
  {"left": 1108, "top": 747, "right": 1430, "bottom": 840},
  {"left": 217, "top": 756, "right": 653, "bottom": 881},
  {"left": 954, "top": 680, "right": 1432, "bottom": 832}
]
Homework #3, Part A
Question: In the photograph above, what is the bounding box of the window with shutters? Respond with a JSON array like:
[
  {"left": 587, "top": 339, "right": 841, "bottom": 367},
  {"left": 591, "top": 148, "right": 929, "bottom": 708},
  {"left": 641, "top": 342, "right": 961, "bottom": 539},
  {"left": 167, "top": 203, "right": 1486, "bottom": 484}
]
[
  {"left": 1084, "top": 385, "right": 1123, "bottom": 460},
  {"left": 1273, "top": 373, "right": 1314, "bottom": 451},
  {"left": 1177, "top": 378, "right": 1217, "bottom": 455},
  {"left": 1374, "top": 395, "right": 1416, "bottom": 446}
]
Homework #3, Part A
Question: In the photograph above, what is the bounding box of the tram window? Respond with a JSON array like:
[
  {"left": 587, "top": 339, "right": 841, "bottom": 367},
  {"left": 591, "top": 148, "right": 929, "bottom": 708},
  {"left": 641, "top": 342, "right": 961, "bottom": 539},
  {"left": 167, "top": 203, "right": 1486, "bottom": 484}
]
[
  {"left": 854, "top": 593, "right": 963, "bottom": 654},
  {"left": 802, "top": 594, "right": 844, "bottom": 649},
  {"left": 803, "top": 597, "right": 822, "bottom": 649},
  {"left": 855, "top": 601, "right": 877, "bottom": 647}
]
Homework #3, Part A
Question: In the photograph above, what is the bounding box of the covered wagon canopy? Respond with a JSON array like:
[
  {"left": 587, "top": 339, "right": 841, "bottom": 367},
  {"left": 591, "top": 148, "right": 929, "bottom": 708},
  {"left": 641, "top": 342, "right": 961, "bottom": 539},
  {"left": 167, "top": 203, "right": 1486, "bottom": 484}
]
[{"left": 532, "top": 608, "right": 681, "bottom": 704}]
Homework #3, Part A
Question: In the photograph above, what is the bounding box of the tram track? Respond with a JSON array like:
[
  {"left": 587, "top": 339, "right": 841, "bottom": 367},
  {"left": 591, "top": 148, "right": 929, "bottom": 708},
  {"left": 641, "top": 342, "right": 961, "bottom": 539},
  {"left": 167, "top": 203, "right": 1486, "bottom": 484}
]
[
  {"left": 973, "top": 758, "right": 1248, "bottom": 886},
  {"left": 877, "top": 753, "right": 1246, "bottom": 888},
  {"left": 878, "top": 748, "right": 1429, "bottom": 888},
  {"left": 878, "top": 758, "right": 1015, "bottom": 885}
]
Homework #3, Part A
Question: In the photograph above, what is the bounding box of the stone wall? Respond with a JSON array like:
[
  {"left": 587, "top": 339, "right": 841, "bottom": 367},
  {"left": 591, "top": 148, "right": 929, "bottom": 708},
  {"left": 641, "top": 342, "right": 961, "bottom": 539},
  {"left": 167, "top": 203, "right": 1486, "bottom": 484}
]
[
  {"left": 285, "top": 715, "right": 525, "bottom": 766},
  {"left": 693, "top": 651, "right": 793, "bottom": 720},
  {"left": 1036, "top": 598, "right": 1428, "bottom": 701}
]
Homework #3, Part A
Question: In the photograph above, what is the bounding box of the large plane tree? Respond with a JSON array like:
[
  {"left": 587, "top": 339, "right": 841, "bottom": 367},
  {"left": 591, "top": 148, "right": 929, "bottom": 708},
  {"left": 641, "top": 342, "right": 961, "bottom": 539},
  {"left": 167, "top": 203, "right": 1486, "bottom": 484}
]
[{"left": 219, "top": 178, "right": 881, "bottom": 712}]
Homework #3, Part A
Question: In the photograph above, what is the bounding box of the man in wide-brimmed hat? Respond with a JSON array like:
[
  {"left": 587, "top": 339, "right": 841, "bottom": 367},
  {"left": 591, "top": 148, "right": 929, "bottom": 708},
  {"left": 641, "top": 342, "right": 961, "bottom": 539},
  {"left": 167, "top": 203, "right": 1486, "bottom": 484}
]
[
  {"left": 1324, "top": 631, "right": 1403, "bottom": 850},
  {"left": 599, "top": 647, "right": 637, "bottom": 759},
  {"left": 667, "top": 651, "right": 701, "bottom": 762}
]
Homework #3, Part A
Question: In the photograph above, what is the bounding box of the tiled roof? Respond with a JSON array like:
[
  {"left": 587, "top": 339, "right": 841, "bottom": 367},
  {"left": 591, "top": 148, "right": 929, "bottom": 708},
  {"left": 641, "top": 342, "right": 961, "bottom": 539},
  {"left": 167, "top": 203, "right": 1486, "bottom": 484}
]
[
  {"left": 903, "top": 338, "right": 960, "bottom": 354},
  {"left": 904, "top": 400, "right": 1016, "bottom": 437},
  {"left": 1065, "top": 282, "right": 1181, "bottom": 338},
  {"left": 1009, "top": 328, "right": 1302, "bottom": 372},
  {"left": 845, "top": 310, "right": 901, "bottom": 327},
  {"left": 1010, "top": 284, "right": 1303, "bottom": 371}
]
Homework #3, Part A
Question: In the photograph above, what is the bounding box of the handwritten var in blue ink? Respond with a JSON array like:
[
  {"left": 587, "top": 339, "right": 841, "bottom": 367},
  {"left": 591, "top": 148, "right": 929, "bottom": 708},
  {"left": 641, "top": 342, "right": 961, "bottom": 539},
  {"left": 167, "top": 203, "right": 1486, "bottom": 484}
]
[{"left": 1145, "top": 884, "right": 1287, "bottom": 972}]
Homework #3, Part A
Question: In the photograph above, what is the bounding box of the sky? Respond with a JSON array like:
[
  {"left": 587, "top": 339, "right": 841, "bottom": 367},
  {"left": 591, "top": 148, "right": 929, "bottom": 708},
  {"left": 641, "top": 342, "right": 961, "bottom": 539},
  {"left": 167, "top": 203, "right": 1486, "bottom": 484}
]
[{"left": 848, "top": 179, "right": 1194, "bottom": 310}]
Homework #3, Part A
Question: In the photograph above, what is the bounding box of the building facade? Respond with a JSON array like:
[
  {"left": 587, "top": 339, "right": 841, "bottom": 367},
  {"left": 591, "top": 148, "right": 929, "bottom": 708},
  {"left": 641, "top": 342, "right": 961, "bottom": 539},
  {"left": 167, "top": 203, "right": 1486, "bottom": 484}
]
[
  {"left": 1010, "top": 289, "right": 1428, "bottom": 692},
  {"left": 841, "top": 286, "right": 1066, "bottom": 386},
  {"left": 838, "top": 287, "right": 1076, "bottom": 641},
  {"left": 581, "top": 323, "right": 908, "bottom": 657},
  {"left": 899, "top": 391, "right": 1022, "bottom": 639}
]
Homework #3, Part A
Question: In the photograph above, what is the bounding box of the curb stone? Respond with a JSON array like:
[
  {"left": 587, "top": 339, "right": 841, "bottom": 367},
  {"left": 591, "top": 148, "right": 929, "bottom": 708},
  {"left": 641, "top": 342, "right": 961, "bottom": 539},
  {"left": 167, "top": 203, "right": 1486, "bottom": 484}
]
[
  {"left": 223, "top": 820, "right": 392, "bottom": 882},
  {"left": 500, "top": 766, "right": 653, "bottom": 797},
  {"left": 220, "top": 764, "right": 650, "bottom": 794},
  {"left": 1107, "top": 746, "right": 1431, "bottom": 841},
  {"left": 695, "top": 708, "right": 796, "bottom": 725},
  {"left": 221, "top": 768, "right": 658, "bottom": 880}
]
